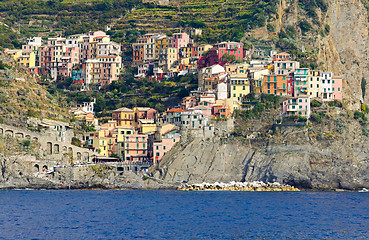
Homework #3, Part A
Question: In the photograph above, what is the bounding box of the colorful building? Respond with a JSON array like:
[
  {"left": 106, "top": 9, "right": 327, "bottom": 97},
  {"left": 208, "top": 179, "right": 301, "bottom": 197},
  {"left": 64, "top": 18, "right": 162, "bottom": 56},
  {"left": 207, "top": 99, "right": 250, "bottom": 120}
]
[
  {"left": 307, "top": 70, "right": 321, "bottom": 98},
  {"left": 122, "top": 134, "right": 148, "bottom": 161},
  {"left": 262, "top": 74, "right": 288, "bottom": 96},
  {"left": 332, "top": 76, "right": 343, "bottom": 101},
  {"left": 294, "top": 68, "right": 309, "bottom": 97},
  {"left": 112, "top": 107, "right": 135, "bottom": 127},
  {"left": 153, "top": 128, "right": 180, "bottom": 163},
  {"left": 230, "top": 74, "right": 250, "bottom": 109},
  {"left": 282, "top": 96, "right": 311, "bottom": 118}
]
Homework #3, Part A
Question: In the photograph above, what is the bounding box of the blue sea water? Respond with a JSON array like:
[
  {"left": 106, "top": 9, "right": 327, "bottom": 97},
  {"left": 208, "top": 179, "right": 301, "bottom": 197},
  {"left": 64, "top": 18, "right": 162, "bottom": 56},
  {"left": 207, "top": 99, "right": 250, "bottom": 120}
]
[{"left": 0, "top": 190, "right": 368, "bottom": 239}]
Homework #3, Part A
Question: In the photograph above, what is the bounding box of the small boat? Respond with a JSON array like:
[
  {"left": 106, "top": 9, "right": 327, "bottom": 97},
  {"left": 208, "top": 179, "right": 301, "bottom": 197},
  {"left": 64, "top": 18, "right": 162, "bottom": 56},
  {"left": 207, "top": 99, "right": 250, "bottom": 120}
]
[{"left": 359, "top": 188, "right": 369, "bottom": 192}]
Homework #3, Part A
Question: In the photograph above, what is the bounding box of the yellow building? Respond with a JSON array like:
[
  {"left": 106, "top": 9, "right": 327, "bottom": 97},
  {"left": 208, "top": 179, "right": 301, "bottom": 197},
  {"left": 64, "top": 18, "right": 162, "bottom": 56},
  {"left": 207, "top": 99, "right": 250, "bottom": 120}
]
[
  {"left": 308, "top": 70, "right": 321, "bottom": 98},
  {"left": 116, "top": 126, "right": 135, "bottom": 142},
  {"left": 249, "top": 68, "right": 270, "bottom": 93},
  {"left": 93, "top": 137, "right": 108, "bottom": 156},
  {"left": 230, "top": 75, "right": 250, "bottom": 109},
  {"left": 197, "top": 44, "right": 213, "bottom": 57},
  {"left": 138, "top": 119, "right": 157, "bottom": 134},
  {"left": 167, "top": 47, "right": 178, "bottom": 69},
  {"left": 112, "top": 107, "right": 135, "bottom": 127},
  {"left": 155, "top": 36, "right": 170, "bottom": 59},
  {"left": 4, "top": 49, "right": 22, "bottom": 60},
  {"left": 17, "top": 52, "right": 36, "bottom": 68}
]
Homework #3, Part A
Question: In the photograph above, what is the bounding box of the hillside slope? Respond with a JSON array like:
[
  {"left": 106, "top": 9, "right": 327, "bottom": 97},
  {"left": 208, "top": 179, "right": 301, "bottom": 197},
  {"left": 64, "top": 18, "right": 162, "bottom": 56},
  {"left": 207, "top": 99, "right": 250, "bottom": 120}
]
[{"left": 0, "top": 52, "right": 70, "bottom": 123}]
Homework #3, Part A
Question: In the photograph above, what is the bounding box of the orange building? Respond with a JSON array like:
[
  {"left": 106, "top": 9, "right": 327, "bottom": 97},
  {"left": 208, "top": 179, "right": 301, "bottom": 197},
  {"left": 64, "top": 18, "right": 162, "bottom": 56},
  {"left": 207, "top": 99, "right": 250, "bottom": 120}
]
[
  {"left": 262, "top": 74, "right": 288, "bottom": 96},
  {"left": 273, "top": 52, "right": 290, "bottom": 62}
]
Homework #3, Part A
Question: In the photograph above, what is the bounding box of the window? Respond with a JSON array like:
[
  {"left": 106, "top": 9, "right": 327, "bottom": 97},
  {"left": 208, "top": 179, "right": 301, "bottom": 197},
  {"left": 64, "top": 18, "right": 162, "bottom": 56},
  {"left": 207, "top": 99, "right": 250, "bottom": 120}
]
[
  {"left": 163, "top": 146, "right": 166, "bottom": 150},
  {"left": 338, "top": 88, "right": 341, "bottom": 91},
  {"left": 156, "top": 152, "right": 160, "bottom": 157}
]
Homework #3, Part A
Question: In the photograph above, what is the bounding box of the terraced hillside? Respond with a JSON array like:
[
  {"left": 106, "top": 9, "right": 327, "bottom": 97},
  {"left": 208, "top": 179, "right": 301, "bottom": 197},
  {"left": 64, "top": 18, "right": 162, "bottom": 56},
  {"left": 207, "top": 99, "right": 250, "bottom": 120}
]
[
  {"left": 0, "top": 0, "right": 140, "bottom": 47},
  {"left": 114, "top": 0, "right": 278, "bottom": 43},
  {"left": 0, "top": 0, "right": 278, "bottom": 47}
]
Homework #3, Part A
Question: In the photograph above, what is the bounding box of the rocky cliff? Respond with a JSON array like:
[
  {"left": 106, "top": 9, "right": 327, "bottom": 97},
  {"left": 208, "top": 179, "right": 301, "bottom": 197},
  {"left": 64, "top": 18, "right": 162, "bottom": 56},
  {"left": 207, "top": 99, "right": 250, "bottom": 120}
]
[
  {"left": 267, "top": 0, "right": 369, "bottom": 104},
  {"left": 149, "top": 112, "right": 369, "bottom": 190}
]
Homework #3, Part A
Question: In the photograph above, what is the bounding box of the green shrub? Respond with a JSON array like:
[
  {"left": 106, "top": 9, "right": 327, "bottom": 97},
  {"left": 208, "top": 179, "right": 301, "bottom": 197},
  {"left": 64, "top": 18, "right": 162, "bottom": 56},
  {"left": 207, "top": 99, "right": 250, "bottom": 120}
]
[
  {"left": 311, "top": 100, "right": 322, "bottom": 108},
  {"left": 299, "top": 20, "right": 312, "bottom": 34}
]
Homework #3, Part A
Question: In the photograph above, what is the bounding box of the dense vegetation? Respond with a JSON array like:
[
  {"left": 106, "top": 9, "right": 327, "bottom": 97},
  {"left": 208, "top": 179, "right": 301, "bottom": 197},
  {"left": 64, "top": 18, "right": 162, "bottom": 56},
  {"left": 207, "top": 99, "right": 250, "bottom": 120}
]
[
  {"left": 0, "top": 0, "right": 280, "bottom": 48},
  {"left": 43, "top": 68, "right": 197, "bottom": 118},
  {"left": 0, "top": 0, "right": 141, "bottom": 48},
  {"left": 115, "top": 0, "right": 279, "bottom": 43}
]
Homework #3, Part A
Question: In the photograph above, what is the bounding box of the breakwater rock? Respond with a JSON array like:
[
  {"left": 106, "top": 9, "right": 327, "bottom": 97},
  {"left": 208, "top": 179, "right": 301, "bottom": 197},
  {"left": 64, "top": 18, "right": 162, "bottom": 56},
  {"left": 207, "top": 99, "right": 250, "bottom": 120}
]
[{"left": 178, "top": 181, "right": 299, "bottom": 191}]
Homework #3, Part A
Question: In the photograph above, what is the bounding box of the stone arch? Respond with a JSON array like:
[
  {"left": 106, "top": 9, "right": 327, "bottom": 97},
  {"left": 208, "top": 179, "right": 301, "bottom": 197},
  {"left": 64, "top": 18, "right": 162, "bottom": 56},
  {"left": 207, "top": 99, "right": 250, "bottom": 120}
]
[
  {"left": 15, "top": 132, "right": 24, "bottom": 139},
  {"left": 83, "top": 152, "right": 89, "bottom": 162},
  {"left": 25, "top": 135, "right": 31, "bottom": 140},
  {"left": 126, "top": 167, "right": 130, "bottom": 171},
  {"left": 68, "top": 147, "right": 73, "bottom": 154},
  {"left": 42, "top": 165, "right": 48, "bottom": 171},
  {"left": 117, "top": 167, "right": 124, "bottom": 171},
  {"left": 54, "top": 144, "right": 59, "bottom": 154},
  {"left": 0, "top": 128, "right": 3, "bottom": 134},
  {"left": 5, "top": 130, "right": 13, "bottom": 137},
  {"left": 77, "top": 152, "right": 82, "bottom": 161},
  {"left": 62, "top": 146, "right": 67, "bottom": 152},
  {"left": 34, "top": 164, "right": 39, "bottom": 172},
  {"left": 46, "top": 142, "right": 52, "bottom": 154},
  {"left": 134, "top": 166, "right": 138, "bottom": 172},
  {"left": 32, "top": 137, "right": 38, "bottom": 142}
]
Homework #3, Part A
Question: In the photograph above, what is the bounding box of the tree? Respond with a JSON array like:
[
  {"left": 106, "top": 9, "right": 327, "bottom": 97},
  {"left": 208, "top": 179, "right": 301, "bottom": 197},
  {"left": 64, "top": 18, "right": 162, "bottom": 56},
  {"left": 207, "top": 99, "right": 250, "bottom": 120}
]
[{"left": 221, "top": 53, "right": 236, "bottom": 63}]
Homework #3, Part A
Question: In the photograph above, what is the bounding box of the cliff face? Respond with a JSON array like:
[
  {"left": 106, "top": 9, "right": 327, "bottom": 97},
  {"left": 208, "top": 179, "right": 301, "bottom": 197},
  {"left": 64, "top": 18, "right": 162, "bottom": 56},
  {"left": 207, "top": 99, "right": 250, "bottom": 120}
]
[
  {"left": 280, "top": 0, "right": 369, "bottom": 104},
  {"left": 320, "top": 0, "right": 369, "bottom": 103},
  {"left": 150, "top": 116, "right": 369, "bottom": 190}
]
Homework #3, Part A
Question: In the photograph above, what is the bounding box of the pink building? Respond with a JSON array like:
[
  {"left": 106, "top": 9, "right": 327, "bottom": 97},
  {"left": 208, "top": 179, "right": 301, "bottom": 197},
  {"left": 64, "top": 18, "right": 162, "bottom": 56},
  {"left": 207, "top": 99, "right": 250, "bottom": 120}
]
[
  {"left": 153, "top": 129, "right": 180, "bottom": 163},
  {"left": 212, "top": 104, "right": 231, "bottom": 119},
  {"left": 181, "top": 96, "right": 197, "bottom": 110},
  {"left": 282, "top": 96, "right": 311, "bottom": 118},
  {"left": 170, "top": 33, "right": 191, "bottom": 49},
  {"left": 332, "top": 76, "right": 343, "bottom": 101},
  {"left": 189, "top": 105, "right": 212, "bottom": 117},
  {"left": 123, "top": 134, "right": 148, "bottom": 162},
  {"left": 134, "top": 107, "right": 157, "bottom": 121},
  {"left": 59, "top": 47, "right": 80, "bottom": 77}
]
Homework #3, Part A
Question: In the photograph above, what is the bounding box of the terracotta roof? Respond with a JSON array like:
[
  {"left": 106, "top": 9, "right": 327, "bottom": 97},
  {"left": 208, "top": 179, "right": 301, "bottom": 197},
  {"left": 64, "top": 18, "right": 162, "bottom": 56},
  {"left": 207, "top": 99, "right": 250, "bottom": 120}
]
[{"left": 166, "top": 108, "right": 185, "bottom": 113}]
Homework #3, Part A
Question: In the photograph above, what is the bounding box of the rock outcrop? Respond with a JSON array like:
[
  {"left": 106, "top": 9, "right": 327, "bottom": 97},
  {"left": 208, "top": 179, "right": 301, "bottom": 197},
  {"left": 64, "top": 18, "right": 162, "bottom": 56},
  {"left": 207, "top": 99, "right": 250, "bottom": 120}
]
[{"left": 149, "top": 117, "right": 369, "bottom": 191}]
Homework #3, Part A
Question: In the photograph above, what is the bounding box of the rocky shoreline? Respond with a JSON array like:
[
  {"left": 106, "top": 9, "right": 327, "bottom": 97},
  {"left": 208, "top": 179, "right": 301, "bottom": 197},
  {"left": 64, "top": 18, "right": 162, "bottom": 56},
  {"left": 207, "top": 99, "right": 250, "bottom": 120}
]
[{"left": 178, "top": 181, "right": 300, "bottom": 191}]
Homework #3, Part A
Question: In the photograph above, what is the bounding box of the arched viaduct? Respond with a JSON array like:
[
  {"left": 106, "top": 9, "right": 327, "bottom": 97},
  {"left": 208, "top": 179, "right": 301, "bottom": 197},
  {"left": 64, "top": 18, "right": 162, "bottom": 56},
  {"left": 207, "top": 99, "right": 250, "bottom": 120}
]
[{"left": 0, "top": 123, "right": 100, "bottom": 162}]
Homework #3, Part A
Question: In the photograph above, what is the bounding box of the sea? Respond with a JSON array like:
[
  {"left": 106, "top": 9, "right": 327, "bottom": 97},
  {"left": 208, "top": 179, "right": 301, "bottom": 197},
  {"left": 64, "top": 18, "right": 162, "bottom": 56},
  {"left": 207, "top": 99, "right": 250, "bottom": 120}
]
[{"left": 0, "top": 190, "right": 368, "bottom": 239}]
